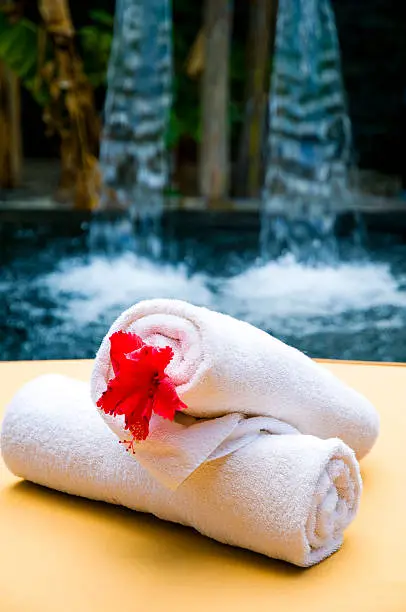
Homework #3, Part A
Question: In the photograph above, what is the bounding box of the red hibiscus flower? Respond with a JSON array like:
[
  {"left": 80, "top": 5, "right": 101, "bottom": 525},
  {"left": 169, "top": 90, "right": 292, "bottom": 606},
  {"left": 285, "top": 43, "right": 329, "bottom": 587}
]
[{"left": 97, "top": 331, "right": 187, "bottom": 445}]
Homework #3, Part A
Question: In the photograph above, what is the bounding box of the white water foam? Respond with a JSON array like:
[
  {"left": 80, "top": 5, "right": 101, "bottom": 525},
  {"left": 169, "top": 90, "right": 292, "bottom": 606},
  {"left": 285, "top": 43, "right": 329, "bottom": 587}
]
[
  {"left": 42, "top": 254, "right": 213, "bottom": 324},
  {"left": 41, "top": 252, "right": 406, "bottom": 336},
  {"left": 222, "top": 254, "right": 406, "bottom": 333}
]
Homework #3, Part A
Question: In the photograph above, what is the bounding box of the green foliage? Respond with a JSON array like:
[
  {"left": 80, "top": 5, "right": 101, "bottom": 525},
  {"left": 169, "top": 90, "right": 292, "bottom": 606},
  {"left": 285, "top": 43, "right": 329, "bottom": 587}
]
[
  {"left": 0, "top": 13, "right": 49, "bottom": 105},
  {"left": 0, "top": 8, "right": 112, "bottom": 103},
  {"left": 166, "top": 72, "right": 201, "bottom": 148},
  {"left": 0, "top": 15, "right": 35, "bottom": 79},
  {"left": 169, "top": 1, "right": 201, "bottom": 149},
  {"left": 88, "top": 9, "right": 114, "bottom": 28},
  {"left": 78, "top": 10, "right": 113, "bottom": 88},
  {"left": 166, "top": 104, "right": 201, "bottom": 149},
  {"left": 0, "top": 2, "right": 248, "bottom": 154}
]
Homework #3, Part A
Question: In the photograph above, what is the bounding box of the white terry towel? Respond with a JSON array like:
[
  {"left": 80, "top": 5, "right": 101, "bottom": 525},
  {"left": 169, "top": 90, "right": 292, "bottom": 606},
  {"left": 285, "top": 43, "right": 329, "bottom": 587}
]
[
  {"left": 91, "top": 299, "right": 379, "bottom": 462},
  {"left": 1, "top": 374, "right": 362, "bottom": 568}
]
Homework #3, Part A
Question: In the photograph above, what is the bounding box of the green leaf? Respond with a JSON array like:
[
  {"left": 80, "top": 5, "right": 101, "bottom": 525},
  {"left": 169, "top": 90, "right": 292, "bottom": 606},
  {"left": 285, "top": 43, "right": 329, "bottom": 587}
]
[
  {"left": 165, "top": 111, "right": 183, "bottom": 148},
  {"left": 0, "top": 18, "right": 39, "bottom": 82},
  {"left": 88, "top": 9, "right": 114, "bottom": 28},
  {"left": 0, "top": 15, "right": 52, "bottom": 107}
]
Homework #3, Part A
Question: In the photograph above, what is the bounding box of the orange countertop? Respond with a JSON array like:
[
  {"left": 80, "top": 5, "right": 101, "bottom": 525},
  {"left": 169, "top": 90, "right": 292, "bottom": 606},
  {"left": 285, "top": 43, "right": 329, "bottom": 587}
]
[{"left": 1, "top": 359, "right": 405, "bottom": 612}]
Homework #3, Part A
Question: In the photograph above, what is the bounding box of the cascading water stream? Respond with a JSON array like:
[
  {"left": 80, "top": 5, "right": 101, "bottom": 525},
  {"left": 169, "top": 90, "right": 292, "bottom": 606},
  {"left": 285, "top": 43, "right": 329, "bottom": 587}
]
[
  {"left": 262, "top": 0, "right": 355, "bottom": 261},
  {"left": 91, "top": 0, "right": 173, "bottom": 257}
]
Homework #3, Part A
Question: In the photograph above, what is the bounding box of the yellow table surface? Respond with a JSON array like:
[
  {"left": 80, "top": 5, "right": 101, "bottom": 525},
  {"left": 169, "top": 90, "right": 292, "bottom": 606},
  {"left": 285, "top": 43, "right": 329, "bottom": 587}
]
[{"left": 0, "top": 359, "right": 406, "bottom": 612}]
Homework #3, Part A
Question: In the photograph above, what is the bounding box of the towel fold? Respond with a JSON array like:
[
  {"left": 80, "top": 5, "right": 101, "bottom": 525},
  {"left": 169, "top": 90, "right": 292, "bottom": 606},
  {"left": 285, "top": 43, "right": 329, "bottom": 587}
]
[
  {"left": 107, "top": 410, "right": 300, "bottom": 489},
  {"left": 1, "top": 374, "right": 362, "bottom": 567},
  {"left": 91, "top": 299, "right": 379, "bottom": 461}
]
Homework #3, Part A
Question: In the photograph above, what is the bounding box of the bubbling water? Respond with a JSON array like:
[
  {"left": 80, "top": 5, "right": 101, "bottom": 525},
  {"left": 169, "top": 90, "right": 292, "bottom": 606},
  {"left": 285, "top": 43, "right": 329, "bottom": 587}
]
[{"left": 41, "top": 251, "right": 406, "bottom": 342}]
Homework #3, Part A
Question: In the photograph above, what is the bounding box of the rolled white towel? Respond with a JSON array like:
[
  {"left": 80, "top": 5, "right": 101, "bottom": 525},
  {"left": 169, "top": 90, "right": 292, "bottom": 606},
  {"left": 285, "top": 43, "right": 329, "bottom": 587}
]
[
  {"left": 1, "top": 374, "right": 362, "bottom": 567},
  {"left": 91, "top": 299, "right": 379, "bottom": 459}
]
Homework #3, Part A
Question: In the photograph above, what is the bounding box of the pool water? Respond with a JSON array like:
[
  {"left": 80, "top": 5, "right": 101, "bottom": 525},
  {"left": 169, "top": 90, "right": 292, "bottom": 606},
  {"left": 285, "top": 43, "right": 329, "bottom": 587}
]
[{"left": 2, "top": 215, "right": 406, "bottom": 362}]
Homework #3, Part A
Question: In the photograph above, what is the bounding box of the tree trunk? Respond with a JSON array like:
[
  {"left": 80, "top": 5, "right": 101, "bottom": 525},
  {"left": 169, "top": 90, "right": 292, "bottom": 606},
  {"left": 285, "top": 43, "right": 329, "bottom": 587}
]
[
  {"left": 199, "top": 0, "right": 232, "bottom": 204},
  {"left": 0, "top": 60, "right": 22, "bottom": 189},
  {"left": 38, "top": 0, "right": 100, "bottom": 210},
  {"left": 236, "top": 0, "right": 278, "bottom": 198}
]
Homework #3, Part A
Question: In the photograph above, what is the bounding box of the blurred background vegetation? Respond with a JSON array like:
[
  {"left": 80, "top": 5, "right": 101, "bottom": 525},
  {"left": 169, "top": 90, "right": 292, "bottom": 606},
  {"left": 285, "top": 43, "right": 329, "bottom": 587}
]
[{"left": 1, "top": 1, "right": 406, "bottom": 203}]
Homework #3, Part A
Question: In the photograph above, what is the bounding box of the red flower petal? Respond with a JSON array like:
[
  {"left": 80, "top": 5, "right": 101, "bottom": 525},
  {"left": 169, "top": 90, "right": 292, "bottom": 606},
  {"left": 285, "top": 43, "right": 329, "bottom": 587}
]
[
  {"left": 96, "top": 367, "right": 144, "bottom": 416},
  {"left": 109, "top": 330, "right": 144, "bottom": 375},
  {"left": 153, "top": 376, "right": 187, "bottom": 421},
  {"left": 97, "top": 331, "right": 187, "bottom": 444},
  {"left": 127, "top": 344, "right": 174, "bottom": 375}
]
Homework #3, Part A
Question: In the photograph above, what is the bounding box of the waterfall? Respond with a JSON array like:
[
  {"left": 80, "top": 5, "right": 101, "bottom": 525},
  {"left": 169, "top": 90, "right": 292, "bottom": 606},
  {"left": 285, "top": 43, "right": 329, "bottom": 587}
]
[
  {"left": 262, "top": 0, "right": 354, "bottom": 260},
  {"left": 98, "top": 0, "right": 172, "bottom": 220}
]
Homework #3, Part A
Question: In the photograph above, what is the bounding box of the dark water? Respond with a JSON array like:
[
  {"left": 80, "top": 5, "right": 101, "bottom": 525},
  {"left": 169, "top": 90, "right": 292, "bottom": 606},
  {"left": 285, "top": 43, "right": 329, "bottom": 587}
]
[{"left": 1, "top": 216, "right": 406, "bottom": 362}]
